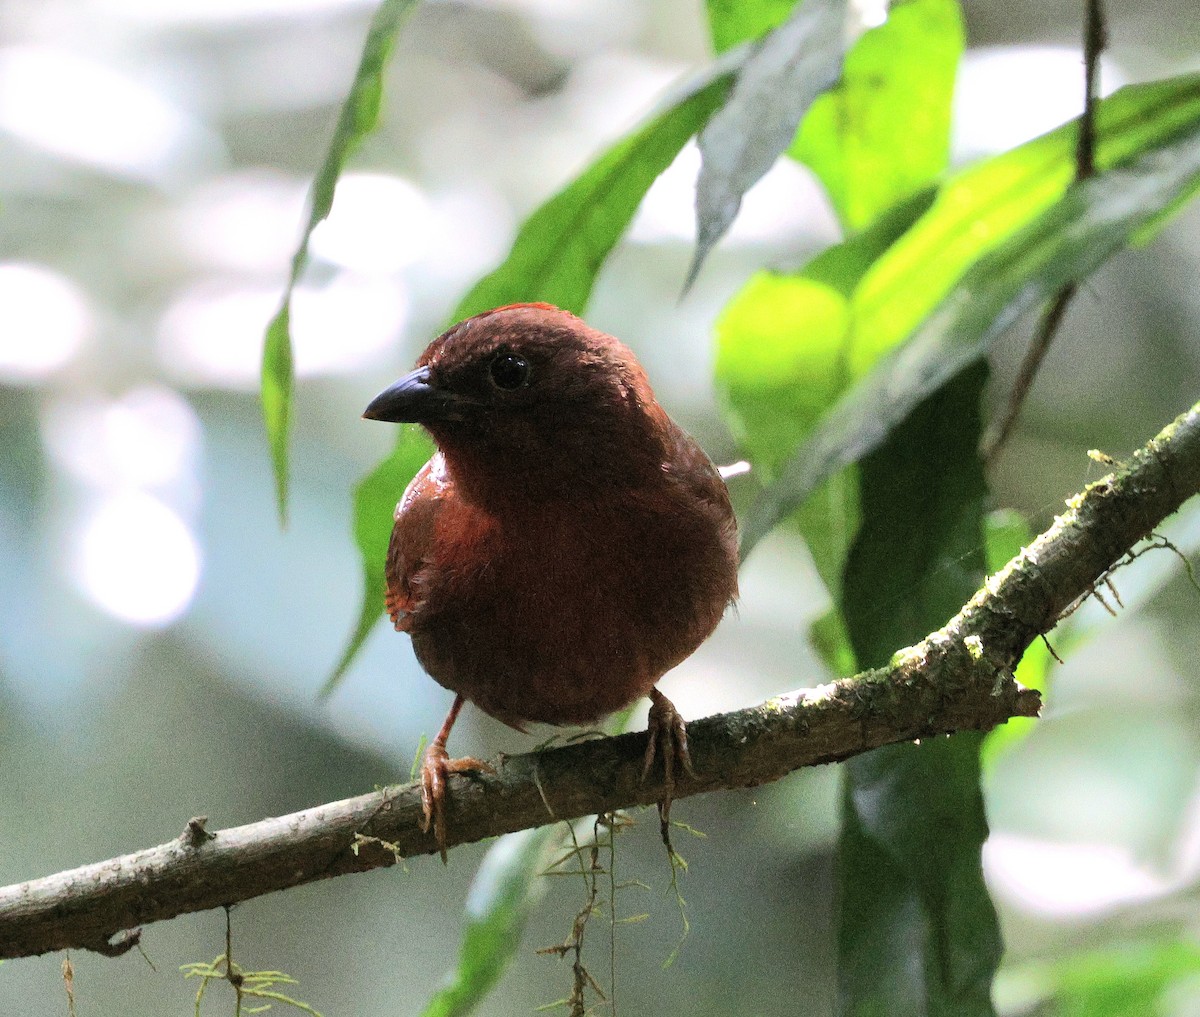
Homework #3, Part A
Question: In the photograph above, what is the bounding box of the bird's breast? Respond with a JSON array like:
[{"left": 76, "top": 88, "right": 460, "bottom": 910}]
[{"left": 408, "top": 491, "right": 735, "bottom": 729}]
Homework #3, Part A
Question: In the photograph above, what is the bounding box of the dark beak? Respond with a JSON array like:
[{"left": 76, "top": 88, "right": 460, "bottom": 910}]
[{"left": 362, "top": 367, "right": 466, "bottom": 423}]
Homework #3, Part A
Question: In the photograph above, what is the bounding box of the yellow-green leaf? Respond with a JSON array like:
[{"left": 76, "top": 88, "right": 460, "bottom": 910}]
[{"left": 792, "top": 0, "right": 964, "bottom": 231}]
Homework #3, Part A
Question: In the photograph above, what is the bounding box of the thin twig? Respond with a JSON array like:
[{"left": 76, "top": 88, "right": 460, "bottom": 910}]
[
  {"left": 982, "top": 0, "right": 1107, "bottom": 461},
  {"left": 1076, "top": 0, "right": 1107, "bottom": 180}
]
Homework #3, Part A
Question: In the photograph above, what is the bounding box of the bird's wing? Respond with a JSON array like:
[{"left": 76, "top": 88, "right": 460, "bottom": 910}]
[
  {"left": 665, "top": 426, "right": 738, "bottom": 522},
  {"left": 385, "top": 455, "right": 446, "bottom": 631},
  {"left": 660, "top": 424, "right": 741, "bottom": 591}
]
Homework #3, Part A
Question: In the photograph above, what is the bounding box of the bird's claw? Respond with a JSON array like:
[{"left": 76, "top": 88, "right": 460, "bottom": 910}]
[
  {"left": 419, "top": 741, "right": 495, "bottom": 863},
  {"left": 641, "top": 689, "right": 695, "bottom": 849}
]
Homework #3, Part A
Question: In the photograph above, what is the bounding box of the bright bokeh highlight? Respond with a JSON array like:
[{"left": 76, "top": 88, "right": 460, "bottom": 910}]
[
  {"left": 157, "top": 275, "right": 409, "bottom": 386},
  {"left": 96, "top": 0, "right": 372, "bottom": 24},
  {"left": 175, "top": 171, "right": 309, "bottom": 274},
  {"left": 0, "top": 46, "right": 220, "bottom": 183},
  {"left": 43, "top": 386, "right": 203, "bottom": 492},
  {"left": 954, "top": 46, "right": 1126, "bottom": 160},
  {"left": 76, "top": 491, "right": 202, "bottom": 626},
  {"left": 0, "top": 263, "right": 91, "bottom": 383},
  {"left": 985, "top": 833, "right": 1172, "bottom": 917},
  {"left": 310, "top": 173, "right": 436, "bottom": 274}
]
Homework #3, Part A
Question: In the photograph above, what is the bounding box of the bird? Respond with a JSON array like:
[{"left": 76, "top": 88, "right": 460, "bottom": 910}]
[{"left": 362, "top": 303, "right": 739, "bottom": 861}]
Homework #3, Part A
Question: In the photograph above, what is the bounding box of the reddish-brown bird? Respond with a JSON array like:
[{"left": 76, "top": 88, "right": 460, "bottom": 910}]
[{"left": 363, "top": 303, "right": 739, "bottom": 859}]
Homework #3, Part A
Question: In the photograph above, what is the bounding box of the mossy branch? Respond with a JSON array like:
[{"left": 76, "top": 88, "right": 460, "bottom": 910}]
[{"left": 2, "top": 400, "right": 1200, "bottom": 961}]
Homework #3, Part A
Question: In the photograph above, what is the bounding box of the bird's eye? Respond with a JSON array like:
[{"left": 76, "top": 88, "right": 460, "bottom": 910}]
[{"left": 488, "top": 352, "right": 530, "bottom": 391}]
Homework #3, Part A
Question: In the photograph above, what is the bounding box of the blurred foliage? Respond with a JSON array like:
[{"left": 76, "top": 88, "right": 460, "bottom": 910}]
[
  {"left": 262, "top": 0, "right": 421, "bottom": 524},
  {"left": 1040, "top": 941, "right": 1200, "bottom": 1017},
  {"left": 838, "top": 364, "right": 997, "bottom": 1017},
  {"left": 419, "top": 827, "right": 563, "bottom": 1017},
  {"left": 792, "top": 0, "right": 964, "bottom": 231},
  {"left": 3, "top": 0, "right": 1200, "bottom": 1014},
  {"left": 688, "top": 0, "right": 846, "bottom": 288},
  {"left": 705, "top": 0, "right": 800, "bottom": 52}
]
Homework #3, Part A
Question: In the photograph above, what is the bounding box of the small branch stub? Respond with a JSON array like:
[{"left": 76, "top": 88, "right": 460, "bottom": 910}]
[
  {"left": 83, "top": 929, "right": 142, "bottom": 959},
  {"left": 182, "top": 816, "right": 216, "bottom": 848}
]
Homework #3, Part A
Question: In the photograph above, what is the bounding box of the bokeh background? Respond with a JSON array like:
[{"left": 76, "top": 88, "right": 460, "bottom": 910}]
[{"left": 3, "top": 0, "right": 1200, "bottom": 1013}]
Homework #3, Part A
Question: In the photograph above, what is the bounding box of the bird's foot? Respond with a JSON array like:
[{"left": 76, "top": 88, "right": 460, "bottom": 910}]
[
  {"left": 420, "top": 740, "right": 495, "bottom": 863},
  {"left": 641, "top": 688, "right": 697, "bottom": 851}
]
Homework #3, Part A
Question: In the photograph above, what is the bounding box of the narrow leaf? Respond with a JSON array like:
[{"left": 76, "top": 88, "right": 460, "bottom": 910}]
[
  {"left": 687, "top": 0, "right": 848, "bottom": 289},
  {"left": 262, "top": 308, "right": 294, "bottom": 523},
  {"left": 839, "top": 364, "right": 998, "bottom": 1017},
  {"left": 421, "top": 827, "right": 563, "bottom": 1017},
  {"left": 261, "top": 0, "right": 421, "bottom": 524},
  {"left": 460, "top": 63, "right": 735, "bottom": 319},
  {"left": 792, "top": 0, "right": 963, "bottom": 230},
  {"left": 320, "top": 428, "right": 433, "bottom": 698},
  {"left": 740, "top": 80, "right": 1200, "bottom": 556}
]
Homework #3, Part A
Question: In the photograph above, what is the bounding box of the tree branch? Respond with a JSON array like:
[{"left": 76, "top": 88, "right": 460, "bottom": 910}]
[{"left": 3, "top": 399, "right": 1200, "bottom": 961}]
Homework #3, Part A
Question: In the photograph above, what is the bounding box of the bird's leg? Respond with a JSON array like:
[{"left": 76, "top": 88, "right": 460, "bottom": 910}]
[
  {"left": 641, "top": 688, "right": 697, "bottom": 849},
  {"left": 420, "top": 693, "right": 495, "bottom": 863}
]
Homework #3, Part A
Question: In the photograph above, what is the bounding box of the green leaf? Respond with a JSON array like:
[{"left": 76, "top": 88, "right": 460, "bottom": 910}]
[
  {"left": 460, "top": 64, "right": 734, "bottom": 318},
  {"left": 319, "top": 428, "right": 432, "bottom": 698},
  {"left": 1053, "top": 941, "right": 1200, "bottom": 1017},
  {"left": 687, "top": 0, "right": 848, "bottom": 289},
  {"left": 839, "top": 737, "right": 1000, "bottom": 1017},
  {"left": 716, "top": 186, "right": 937, "bottom": 479},
  {"left": 792, "top": 0, "right": 964, "bottom": 230},
  {"left": 421, "top": 827, "right": 563, "bottom": 1017},
  {"left": 740, "top": 75, "right": 1200, "bottom": 556},
  {"left": 847, "top": 75, "right": 1200, "bottom": 374},
  {"left": 838, "top": 363, "right": 999, "bottom": 1017},
  {"left": 841, "top": 366, "right": 990, "bottom": 666},
  {"left": 705, "top": 0, "right": 801, "bottom": 52},
  {"left": 715, "top": 187, "right": 936, "bottom": 673},
  {"left": 327, "top": 59, "right": 736, "bottom": 692},
  {"left": 261, "top": 0, "right": 421, "bottom": 525},
  {"left": 262, "top": 308, "right": 294, "bottom": 523},
  {"left": 1009, "top": 941, "right": 1200, "bottom": 1017}
]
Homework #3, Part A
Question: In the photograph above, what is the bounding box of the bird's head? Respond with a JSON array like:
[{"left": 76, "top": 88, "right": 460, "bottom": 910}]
[{"left": 363, "top": 304, "right": 672, "bottom": 495}]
